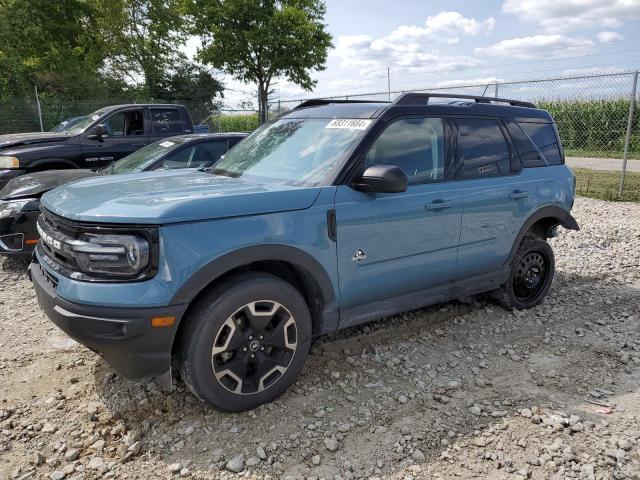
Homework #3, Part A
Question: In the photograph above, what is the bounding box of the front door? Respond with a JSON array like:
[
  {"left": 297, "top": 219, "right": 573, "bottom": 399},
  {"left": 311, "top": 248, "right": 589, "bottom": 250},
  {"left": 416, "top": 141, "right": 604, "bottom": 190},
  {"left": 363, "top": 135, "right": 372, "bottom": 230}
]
[
  {"left": 335, "top": 116, "right": 462, "bottom": 327},
  {"left": 83, "top": 108, "right": 148, "bottom": 169}
]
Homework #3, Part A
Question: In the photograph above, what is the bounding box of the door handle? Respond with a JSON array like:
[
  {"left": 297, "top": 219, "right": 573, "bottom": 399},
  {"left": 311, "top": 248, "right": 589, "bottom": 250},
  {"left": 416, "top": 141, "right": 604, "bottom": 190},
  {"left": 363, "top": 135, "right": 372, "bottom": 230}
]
[
  {"left": 425, "top": 200, "right": 454, "bottom": 211},
  {"left": 509, "top": 190, "right": 529, "bottom": 200}
]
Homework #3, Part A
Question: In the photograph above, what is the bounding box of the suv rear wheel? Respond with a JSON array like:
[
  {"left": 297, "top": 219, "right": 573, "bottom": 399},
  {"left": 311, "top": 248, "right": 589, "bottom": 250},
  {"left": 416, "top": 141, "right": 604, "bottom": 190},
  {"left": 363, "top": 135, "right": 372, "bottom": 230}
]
[
  {"left": 495, "top": 236, "right": 555, "bottom": 310},
  {"left": 178, "top": 272, "right": 312, "bottom": 411}
]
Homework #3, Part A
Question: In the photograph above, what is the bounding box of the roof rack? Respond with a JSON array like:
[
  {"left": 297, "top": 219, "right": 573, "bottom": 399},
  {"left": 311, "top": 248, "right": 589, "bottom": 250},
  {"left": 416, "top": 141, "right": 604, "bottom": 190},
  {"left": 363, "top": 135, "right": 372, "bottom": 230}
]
[
  {"left": 393, "top": 92, "right": 536, "bottom": 108},
  {"left": 294, "top": 99, "right": 387, "bottom": 109}
]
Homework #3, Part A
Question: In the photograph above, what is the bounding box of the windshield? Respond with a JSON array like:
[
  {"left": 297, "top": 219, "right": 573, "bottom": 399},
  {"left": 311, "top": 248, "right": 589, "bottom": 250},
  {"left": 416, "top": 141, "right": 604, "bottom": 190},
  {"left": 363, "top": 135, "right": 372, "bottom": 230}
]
[
  {"left": 211, "top": 118, "right": 370, "bottom": 186},
  {"left": 50, "top": 116, "right": 87, "bottom": 133},
  {"left": 107, "top": 138, "right": 188, "bottom": 174},
  {"left": 62, "top": 109, "right": 108, "bottom": 135}
]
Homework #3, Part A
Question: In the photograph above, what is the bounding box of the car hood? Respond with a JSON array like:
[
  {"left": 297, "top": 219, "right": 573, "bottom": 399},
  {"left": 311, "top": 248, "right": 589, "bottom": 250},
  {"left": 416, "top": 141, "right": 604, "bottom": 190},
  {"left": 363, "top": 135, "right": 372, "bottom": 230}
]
[
  {"left": 41, "top": 170, "right": 322, "bottom": 224},
  {"left": 0, "top": 170, "right": 97, "bottom": 200},
  {"left": 0, "top": 132, "right": 71, "bottom": 150}
]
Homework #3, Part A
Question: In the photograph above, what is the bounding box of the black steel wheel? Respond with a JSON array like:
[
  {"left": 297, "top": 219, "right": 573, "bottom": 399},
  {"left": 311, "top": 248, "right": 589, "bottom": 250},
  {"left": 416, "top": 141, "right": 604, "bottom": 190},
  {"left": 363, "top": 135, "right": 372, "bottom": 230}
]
[
  {"left": 178, "top": 272, "right": 312, "bottom": 411},
  {"left": 495, "top": 236, "right": 555, "bottom": 310}
]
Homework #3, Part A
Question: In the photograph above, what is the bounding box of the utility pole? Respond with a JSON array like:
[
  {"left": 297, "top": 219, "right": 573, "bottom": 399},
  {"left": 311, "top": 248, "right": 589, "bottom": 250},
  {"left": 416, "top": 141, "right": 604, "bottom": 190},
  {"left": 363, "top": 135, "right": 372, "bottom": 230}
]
[
  {"left": 619, "top": 70, "right": 638, "bottom": 198},
  {"left": 34, "top": 85, "right": 44, "bottom": 132}
]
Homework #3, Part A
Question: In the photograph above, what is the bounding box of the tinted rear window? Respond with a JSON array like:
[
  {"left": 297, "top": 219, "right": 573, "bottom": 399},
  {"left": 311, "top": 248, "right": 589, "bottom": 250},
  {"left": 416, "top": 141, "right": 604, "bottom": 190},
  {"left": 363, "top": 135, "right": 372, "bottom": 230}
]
[
  {"left": 151, "top": 109, "right": 184, "bottom": 135},
  {"left": 455, "top": 118, "right": 510, "bottom": 179},
  {"left": 516, "top": 122, "right": 563, "bottom": 166}
]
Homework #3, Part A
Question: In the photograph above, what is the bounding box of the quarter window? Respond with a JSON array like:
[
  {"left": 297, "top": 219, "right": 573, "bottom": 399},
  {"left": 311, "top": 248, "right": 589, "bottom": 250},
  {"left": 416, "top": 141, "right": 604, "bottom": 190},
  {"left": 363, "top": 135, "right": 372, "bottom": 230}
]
[
  {"left": 365, "top": 117, "right": 445, "bottom": 182},
  {"left": 455, "top": 118, "right": 510, "bottom": 179},
  {"left": 518, "top": 122, "right": 563, "bottom": 166}
]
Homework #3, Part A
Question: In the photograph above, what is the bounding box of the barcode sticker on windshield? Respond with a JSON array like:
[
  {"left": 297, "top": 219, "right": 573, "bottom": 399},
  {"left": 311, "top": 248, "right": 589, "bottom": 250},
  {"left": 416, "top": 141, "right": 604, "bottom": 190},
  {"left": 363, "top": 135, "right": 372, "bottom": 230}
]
[
  {"left": 159, "top": 141, "right": 175, "bottom": 148},
  {"left": 325, "top": 119, "right": 372, "bottom": 130}
]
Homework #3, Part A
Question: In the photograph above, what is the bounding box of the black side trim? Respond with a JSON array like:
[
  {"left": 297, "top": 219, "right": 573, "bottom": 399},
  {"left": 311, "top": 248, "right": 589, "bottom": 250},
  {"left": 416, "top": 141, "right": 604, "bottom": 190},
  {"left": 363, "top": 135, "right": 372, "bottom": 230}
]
[
  {"left": 170, "top": 244, "right": 337, "bottom": 310},
  {"left": 505, "top": 205, "right": 579, "bottom": 265},
  {"left": 327, "top": 209, "right": 337, "bottom": 242}
]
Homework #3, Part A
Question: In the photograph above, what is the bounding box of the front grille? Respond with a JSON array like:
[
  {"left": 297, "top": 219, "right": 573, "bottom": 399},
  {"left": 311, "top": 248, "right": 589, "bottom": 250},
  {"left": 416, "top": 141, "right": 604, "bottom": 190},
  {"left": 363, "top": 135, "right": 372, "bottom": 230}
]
[{"left": 37, "top": 211, "right": 81, "bottom": 272}]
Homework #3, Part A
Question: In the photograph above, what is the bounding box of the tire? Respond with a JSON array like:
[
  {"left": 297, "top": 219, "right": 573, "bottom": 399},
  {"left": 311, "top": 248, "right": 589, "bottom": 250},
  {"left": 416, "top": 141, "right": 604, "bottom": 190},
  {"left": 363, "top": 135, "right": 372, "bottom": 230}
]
[
  {"left": 178, "top": 272, "right": 312, "bottom": 411},
  {"left": 495, "top": 236, "right": 555, "bottom": 310}
]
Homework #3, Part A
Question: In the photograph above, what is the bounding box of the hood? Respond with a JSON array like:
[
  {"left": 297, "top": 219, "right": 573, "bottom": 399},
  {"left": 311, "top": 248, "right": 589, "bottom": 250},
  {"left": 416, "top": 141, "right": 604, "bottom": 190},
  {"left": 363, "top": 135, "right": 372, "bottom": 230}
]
[
  {"left": 41, "top": 170, "right": 321, "bottom": 224},
  {"left": 0, "top": 132, "right": 71, "bottom": 150},
  {"left": 0, "top": 170, "right": 97, "bottom": 200}
]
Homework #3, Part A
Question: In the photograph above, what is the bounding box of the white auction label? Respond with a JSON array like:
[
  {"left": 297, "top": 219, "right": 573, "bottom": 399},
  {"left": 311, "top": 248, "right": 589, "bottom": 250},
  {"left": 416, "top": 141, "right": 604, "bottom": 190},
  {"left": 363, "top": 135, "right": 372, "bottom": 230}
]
[
  {"left": 159, "top": 141, "right": 175, "bottom": 147},
  {"left": 325, "top": 119, "right": 372, "bottom": 130}
]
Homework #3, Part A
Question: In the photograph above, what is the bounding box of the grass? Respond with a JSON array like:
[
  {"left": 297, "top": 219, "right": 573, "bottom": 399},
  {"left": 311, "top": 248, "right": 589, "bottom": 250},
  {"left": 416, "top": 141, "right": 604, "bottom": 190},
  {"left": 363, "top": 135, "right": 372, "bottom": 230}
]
[
  {"left": 565, "top": 148, "right": 639, "bottom": 160},
  {"left": 573, "top": 168, "right": 640, "bottom": 202}
]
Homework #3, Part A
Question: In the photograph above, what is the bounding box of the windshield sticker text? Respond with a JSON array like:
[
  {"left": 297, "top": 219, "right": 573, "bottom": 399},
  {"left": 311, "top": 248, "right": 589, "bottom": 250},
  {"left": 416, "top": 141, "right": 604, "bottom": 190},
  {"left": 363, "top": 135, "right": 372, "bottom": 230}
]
[{"left": 325, "top": 119, "right": 372, "bottom": 130}]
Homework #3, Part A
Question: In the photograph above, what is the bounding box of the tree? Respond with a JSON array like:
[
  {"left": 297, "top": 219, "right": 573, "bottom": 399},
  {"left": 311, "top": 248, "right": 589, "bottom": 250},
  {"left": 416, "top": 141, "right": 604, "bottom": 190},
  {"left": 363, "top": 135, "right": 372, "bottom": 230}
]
[
  {"left": 154, "top": 61, "right": 225, "bottom": 110},
  {"left": 94, "top": 0, "right": 188, "bottom": 98},
  {"left": 0, "top": 0, "right": 109, "bottom": 98},
  {"left": 188, "top": 0, "right": 333, "bottom": 123}
]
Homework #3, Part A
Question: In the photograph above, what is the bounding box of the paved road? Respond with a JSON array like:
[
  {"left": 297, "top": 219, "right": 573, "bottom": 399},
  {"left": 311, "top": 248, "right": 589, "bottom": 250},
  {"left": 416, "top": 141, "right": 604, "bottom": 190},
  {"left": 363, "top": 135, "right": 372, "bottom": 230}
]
[{"left": 566, "top": 156, "right": 640, "bottom": 172}]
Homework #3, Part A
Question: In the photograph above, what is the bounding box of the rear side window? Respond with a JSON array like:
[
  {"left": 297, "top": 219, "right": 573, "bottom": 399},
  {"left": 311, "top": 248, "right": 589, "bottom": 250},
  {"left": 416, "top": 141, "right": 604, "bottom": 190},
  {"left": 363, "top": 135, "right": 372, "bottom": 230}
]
[
  {"left": 517, "top": 122, "right": 563, "bottom": 166},
  {"left": 192, "top": 141, "right": 229, "bottom": 167},
  {"left": 151, "top": 109, "right": 184, "bottom": 135},
  {"left": 455, "top": 118, "right": 510, "bottom": 179},
  {"left": 365, "top": 117, "right": 445, "bottom": 182}
]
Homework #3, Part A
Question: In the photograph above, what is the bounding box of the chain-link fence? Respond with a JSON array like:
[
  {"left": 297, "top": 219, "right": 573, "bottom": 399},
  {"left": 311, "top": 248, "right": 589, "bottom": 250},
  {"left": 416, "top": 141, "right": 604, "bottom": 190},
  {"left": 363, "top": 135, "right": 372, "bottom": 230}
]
[
  {"left": 0, "top": 94, "right": 217, "bottom": 134},
  {"left": 1, "top": 71, "right": 639, "bottom": 200},
  {"left": 269, "top": 70, "right": 640, "bottom": 200}
]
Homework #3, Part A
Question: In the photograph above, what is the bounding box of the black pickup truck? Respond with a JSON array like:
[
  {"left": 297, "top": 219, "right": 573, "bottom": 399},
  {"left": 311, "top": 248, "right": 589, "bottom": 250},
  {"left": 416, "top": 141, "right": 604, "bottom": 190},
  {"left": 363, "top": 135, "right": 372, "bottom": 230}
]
[{"left": 0, "top": 104, "right": 195, "bottom": 189}]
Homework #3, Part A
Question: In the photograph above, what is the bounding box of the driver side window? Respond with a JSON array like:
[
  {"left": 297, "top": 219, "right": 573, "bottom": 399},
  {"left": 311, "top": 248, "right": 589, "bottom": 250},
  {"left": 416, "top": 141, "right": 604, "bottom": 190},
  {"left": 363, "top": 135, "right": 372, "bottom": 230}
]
[
  {"left": 101, "top": 110, "right": 144, "bottom": 137},
  {"left": 365, "top": 117, "right": 444, "bottom": 183}
]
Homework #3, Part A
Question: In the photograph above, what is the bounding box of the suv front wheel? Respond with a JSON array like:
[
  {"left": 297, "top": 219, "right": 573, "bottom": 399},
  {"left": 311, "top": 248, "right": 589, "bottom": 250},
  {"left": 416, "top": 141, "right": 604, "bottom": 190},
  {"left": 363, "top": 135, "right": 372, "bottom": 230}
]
[
  {"left": 178, "top": 272, "right": 312, "bottom": 411},
  {"left": 495, "top": 236, "right": 555, "bottom": 310}
]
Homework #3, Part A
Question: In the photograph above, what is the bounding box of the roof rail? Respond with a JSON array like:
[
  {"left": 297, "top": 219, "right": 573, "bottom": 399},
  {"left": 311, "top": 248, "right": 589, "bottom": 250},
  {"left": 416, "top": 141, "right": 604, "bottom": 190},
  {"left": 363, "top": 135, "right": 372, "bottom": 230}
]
[
  {"left": 394, "top": 92, "right": 536, "bottom": 108},
  {"left": 294, "top": 99, "right": 388, "bottom": 109}
]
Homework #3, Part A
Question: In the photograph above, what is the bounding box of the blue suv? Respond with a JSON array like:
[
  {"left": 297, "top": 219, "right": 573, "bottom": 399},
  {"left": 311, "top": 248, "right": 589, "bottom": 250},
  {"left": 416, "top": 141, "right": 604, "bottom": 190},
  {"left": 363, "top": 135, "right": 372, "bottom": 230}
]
[{"left": 29, "top": 93, "right": 578, "bottom": 411}]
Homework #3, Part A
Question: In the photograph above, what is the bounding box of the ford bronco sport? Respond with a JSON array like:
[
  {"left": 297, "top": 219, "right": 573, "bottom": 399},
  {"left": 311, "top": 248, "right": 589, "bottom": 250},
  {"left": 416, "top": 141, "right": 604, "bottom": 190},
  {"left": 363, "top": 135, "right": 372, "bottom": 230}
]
[{"left": 29, "top": 93, "right": 578, "bottom": 411}]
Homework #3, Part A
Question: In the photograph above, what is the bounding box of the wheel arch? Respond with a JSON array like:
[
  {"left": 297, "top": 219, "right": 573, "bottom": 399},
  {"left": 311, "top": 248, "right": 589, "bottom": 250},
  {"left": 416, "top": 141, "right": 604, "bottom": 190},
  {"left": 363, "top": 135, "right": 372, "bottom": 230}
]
[
  {"left": 505, "top": 205, "right": 579, "bottom": 265},
  {"left": 170, "top": 245, "right": 338, "bottom": 350}
]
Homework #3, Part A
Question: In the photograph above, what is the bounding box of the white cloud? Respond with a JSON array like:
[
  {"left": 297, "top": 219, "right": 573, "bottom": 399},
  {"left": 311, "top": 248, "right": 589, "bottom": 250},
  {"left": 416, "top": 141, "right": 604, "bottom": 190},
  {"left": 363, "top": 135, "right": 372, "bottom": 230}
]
[
  {"left": 475, "top": 35, "right": 593, "bottom": 59},
  {"left": 333, "top": 11, "right": 493, "bottom": 79},
  {"left": 597, "top": 31, "right": 624, "bottom": 43},
  {"left": 502, "top": 0, "right": 640, "bottom": 32}
]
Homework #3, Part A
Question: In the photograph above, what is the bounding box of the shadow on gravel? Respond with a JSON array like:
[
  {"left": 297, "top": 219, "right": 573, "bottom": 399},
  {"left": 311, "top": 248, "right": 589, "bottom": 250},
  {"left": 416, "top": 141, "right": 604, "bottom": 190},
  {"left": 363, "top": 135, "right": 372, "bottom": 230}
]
[
  {"left": 85, "top": 270, "right": 640, "bottom": 477},
  {"left": 0, "top": 255, "right": 30, "bottom": 273}
]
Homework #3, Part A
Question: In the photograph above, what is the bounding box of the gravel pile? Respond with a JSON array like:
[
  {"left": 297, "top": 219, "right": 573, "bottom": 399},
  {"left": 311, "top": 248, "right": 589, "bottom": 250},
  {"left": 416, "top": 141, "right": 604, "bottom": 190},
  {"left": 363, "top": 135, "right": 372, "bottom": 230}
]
[{"left": 1, "top": 196, "right": 639, "bottom": 480}]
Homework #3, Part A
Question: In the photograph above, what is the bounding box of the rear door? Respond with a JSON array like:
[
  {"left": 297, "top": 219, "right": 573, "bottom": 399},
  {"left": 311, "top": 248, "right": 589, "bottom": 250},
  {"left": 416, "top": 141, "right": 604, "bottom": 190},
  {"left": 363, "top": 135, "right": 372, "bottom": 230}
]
[
  {"left": 335, "top": 116, "right": 462, "bottom": 326},
  {"left": 453, "top": 117, "right": 539, "bottom": 285}
]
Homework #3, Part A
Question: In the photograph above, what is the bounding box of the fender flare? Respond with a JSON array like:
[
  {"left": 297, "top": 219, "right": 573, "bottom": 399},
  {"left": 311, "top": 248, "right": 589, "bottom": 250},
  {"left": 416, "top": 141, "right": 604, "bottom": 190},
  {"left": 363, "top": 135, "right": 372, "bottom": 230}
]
[
  {"left": 169, "top": 244, "right": 337, "bottom": 310},
  {"left": 505, "top": 205, "right": 579, "bottom": 265},
  {"left": 27, "top": 158, "right": 78, "bottom": 171}
]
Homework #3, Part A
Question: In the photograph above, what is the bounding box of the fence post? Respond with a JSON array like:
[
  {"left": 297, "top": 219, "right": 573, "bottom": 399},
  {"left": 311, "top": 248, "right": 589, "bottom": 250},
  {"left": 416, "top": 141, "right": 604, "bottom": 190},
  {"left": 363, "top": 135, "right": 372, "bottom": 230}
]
[
  {"left": 494, "top": 83, "right": 499, "bottom": 98},
  {"left": 619, "top": 70, "right": 638, "bottom": 198},
  {"left": 34, "top": 85, "right": 44, "bottom": 132}
]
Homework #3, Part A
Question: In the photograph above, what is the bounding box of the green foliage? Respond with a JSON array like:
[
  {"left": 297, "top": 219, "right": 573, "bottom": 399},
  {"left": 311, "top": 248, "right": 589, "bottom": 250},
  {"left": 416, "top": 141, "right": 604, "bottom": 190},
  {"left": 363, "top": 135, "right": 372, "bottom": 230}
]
[
  {"left": 573, "top": 168, "right": 640, "bottom": 202},
  {"left": 188, "top": 0, "right": 332, "bottom": 120},
  {"left": 540, "top": 99, "right": 640, "bottom": 159},
  {"left": 211, "top": 113, "right": 260, "bottom": 132}
]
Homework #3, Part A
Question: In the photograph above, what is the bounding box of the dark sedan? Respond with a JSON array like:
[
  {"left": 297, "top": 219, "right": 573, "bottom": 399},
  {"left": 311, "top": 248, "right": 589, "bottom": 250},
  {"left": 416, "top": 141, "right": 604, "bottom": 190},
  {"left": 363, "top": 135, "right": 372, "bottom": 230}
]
[{"left": 0, "top": 132, "right": 247, "bottom": 255}]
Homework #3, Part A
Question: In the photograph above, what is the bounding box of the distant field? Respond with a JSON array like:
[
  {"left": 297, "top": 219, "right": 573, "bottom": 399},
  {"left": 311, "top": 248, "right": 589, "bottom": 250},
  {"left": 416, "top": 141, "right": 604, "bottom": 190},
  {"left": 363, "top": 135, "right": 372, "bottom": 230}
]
[{"left": 573, "top": 168, "right": 640, "bottom": 202}]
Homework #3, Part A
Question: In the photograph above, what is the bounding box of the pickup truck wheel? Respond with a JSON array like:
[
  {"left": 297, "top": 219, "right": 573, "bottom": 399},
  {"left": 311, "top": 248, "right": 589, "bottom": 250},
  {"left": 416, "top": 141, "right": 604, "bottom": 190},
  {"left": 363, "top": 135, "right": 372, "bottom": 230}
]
[
  {"left": 178, "top": 272, "right": 312, "bottom": 411},
  {"left": 495, "top": 236, "right": 555, "bottom": 310}
]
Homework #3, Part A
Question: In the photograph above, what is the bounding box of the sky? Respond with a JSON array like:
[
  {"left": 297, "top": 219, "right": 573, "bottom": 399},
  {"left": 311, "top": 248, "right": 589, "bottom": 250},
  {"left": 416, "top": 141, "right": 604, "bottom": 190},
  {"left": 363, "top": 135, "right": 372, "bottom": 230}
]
[{"left": 185, "top": 0, "right": 640, "bottom": 109}]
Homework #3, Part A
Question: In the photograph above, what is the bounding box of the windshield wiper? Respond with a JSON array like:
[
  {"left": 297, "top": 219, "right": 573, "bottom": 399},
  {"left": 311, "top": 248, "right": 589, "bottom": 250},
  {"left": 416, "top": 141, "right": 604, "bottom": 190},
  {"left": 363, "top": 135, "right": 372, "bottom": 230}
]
[{"left": 210, "top": 168, "right": 240, "bottom": 178}]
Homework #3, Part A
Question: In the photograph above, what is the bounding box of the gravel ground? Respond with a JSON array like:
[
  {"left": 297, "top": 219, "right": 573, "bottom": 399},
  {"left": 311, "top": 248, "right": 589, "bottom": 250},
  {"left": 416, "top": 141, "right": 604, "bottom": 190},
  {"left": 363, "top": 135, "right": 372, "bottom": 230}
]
[{"left": 1, "top": 196, "right": 640, "bottom": 480}]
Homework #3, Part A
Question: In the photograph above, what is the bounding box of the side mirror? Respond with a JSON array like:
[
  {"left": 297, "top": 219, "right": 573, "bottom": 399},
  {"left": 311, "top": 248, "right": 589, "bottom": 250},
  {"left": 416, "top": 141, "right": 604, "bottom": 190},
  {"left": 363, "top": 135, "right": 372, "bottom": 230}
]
[
  {"left": 352, "top": 165, "right": 408, "bottom": 193},
  {"left": 88, "top": 124, "right": 105, "bottom": 140}
]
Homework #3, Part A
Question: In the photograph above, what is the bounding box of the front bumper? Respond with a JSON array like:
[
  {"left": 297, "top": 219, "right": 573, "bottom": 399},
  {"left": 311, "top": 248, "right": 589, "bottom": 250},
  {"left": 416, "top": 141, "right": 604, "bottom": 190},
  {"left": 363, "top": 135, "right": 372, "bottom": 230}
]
[
  {"left": 0, "top": 209, "right": 39, "bottom": 255},
  {"left": 0, "top": 169, "right": 26, "bottom": 190},
  {"left": 29, "top": 256, "right": 189, "bottom": 379}
]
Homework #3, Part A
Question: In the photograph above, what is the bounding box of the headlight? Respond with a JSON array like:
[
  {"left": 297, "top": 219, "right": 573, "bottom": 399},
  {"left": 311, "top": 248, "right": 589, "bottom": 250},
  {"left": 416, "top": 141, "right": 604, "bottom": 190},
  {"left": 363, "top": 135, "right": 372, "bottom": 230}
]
[
  {"left": 69, "top": 233, "right": 150, "bottom": 278},
  {"left": 0, "top": 199, "right": 33, "bottom": 219},
  {"left": 0, "top": 156, "right": 20, "bottom": 169}
]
